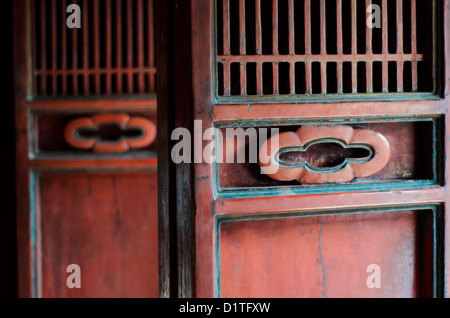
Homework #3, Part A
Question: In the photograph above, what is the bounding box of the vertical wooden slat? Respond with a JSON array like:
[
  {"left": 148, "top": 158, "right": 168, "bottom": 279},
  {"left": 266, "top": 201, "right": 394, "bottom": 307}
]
[
  {"left": 223, "top": 0, "right": 230, "bottom": 55},
  {"left": 239, "top": 0, "right": 246, "bottom": 55},
  {"left": 397, "top": 61, "right": 404, "bottom": 92},
  {"left": 255, "top": 0, "right": 262, "bottom": 55},
  {"left": 382, "top": 62, "right": 389, "bottom": 93},
  {"left": 336, "top": 0, "right": 343, "bottom": 94},
  {"left": 321, "top": 62, "right": 327, "bottom": 94},
  {"left": 320, "top": 0, "right": 326, "bottom": 55},
  {"left": 239, "top": 0, "right": 246, "bottom": 95},
  {"left": 116, "top": 0, "right": 123, "bottom": 94},
  {"left": 240, "top": 63, "right": 247, "bottom": 95},
  {"left": 396, "top": 0, "right": 403, "bottom": 54},
  {"left": 272, "top": 0, "right": 278, "bottom": 55},
  {"left": 382, "top": 0, "right": 388, "bottom": 92},
  {"left": 40, "top": 0, "right": 47, "bottom": 96},
  {"left": 137, "top": 0, "right": 145, "bottom": 94},
  {"left": 256, "top": 62, "right": 263, "bottom": 95},
  {"left": 288, "top": 0, "right": 295, "bottom": 55},
  {"left": 351, "top": 0, "right": 357, "bottom": 55},
  {"left": 352, "top": 61, "right": 357, "bottom": 93},
  {"left": 71, "top": 0, "right": 78, "bottom": 95},
  {"left": 396, "top": 0, "right": 403, "bottom": 92},
  {"left": 82, "top": 0, "right": 89, "bottom": 95},
  {"left": 32, "top": 0, "right": 38, "bottom": 96},
  {"left": 51, "top": 0, "right": 57, "bottom": 95},
  {"left": 272, "top": 0, "right": 279, "bottom": 95},
  {"left": 223, "top": 62, "right": 231, "bottom": 96},
  {"left": 366, "top": 0, "right": 373, "bottom": 93},
  {"left": 222, "top": 0, "right": 231, "bottom": 96},
  {"left": 382, "top": 0, "right": 388, "bottom": 54},
  {"left": 365, "top": 0, "right": 372, "bottom": 53},
  {"left": 305, "top": 0, "right": 312, "bottom": 94},
  {"left": 304, "top": 0, "right": 311, "bottom": 55},
  {"left": 411, "top": 0, "right": 418, "bottom": 91},
  {"left": 148, "top": 0, "right": 155, "bottom": 92},
  {"left": 336, "top": 0, "right": 342, "bottom": 54},
  {"left": 366, "top": 61, "right": 373, "bottom": 93},
  {"left": 288, "top": 0, "right": 295, "bottom": 93},
  {"left": 255, "top": 0, "right": 262, "bottom": 95},
  {"left": 320, "top": 0, "right": 326, "bottom": 94},
  {"left": 93, "top": 0, "right": 100, "bottom": 94},
  {"left": 305, "top": 62, "right": 312, "bottom": 94},
  {"left": 290, "top": 62, "right": 295, "bottom": 95},
  {"left": 272, "top": 63, "right": 279, "bottom": 95},
  {"left": 61, "top": 0, "right": 67, "bottom": 95},
  {"left": 105, "top": 0, "right": 112, "bottom": 95},
  {"left": 351, "top": 0, "right": 357, "bottom": 93},
  {"left": 127, "top": 0, "right": 134, "bottom": 93},
  {"left": 337, "top": 62, "right": 343, "bottom": 94}
]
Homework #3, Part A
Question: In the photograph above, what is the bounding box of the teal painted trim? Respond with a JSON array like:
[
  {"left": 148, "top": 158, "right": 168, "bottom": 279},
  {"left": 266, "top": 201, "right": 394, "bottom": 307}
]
[
  {"left": 215, "top": 203, "right": 444, "bottom": 298},
  {"left": 216, "top": 181, "right": 439, "bottom": 199},
  {"left": 214, "top": 115, "right": 438, "bottom": 128},
  {"left": 29, "top": 171, "right": 38, "bottom": 298},
  {"left": 215, "top": 216, "right": 221, "bottom": 298},
  {"left": 213, "top": 93, "right": 441, "bottom": 105}
]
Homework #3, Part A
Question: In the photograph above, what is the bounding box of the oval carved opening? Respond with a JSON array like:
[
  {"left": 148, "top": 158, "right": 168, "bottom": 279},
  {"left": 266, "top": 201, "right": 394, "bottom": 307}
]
[{"left": 277, "top": 139, "right": 374, "bottom": 172}]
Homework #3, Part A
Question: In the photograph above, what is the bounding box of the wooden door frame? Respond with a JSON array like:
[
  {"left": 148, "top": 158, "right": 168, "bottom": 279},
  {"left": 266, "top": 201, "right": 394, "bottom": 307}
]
[
  {"left": 156, "top": 0, "right": 196, "bottom": 298},
  {"left": 13, "top": 0, "right": 33, "bottom": 298}
]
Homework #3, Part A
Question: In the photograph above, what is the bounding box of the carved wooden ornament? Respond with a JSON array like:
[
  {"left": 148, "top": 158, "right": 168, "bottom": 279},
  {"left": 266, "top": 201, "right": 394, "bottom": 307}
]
[
  {"left": 259, "top": 125, "right": 391, "bottom": 184},
  {"left": 64, "top": 114, "right": 156, "bottom": 153}
]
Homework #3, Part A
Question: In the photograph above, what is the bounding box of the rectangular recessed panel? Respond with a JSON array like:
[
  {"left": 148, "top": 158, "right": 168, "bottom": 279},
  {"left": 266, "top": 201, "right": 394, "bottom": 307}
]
[
  {"left": 217, "top": 120, "right": 438, "bottom": 193},
  {"left": 32, "top": 0, "right": 156, "bottom": 97},
  {"left": 38, "top": 171, "right": 158, "bottom": 297},
  {"left": 216, "top": 0, "right": 436, "bottom": 100},
  {"left": 219, "top": 210, "right": 434, "bottom": 298},
  {"left": 34, "top": 112, "right": 157, "bottom": 155}
]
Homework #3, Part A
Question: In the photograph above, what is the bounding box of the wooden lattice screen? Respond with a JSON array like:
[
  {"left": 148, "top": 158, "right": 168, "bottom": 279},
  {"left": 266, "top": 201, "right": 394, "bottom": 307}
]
[
  {"left": 216, "top": 0, "right": 436, "bottom": 99},
  {"left": 32, "top": 0, "right": 156, "bottom": 97}
]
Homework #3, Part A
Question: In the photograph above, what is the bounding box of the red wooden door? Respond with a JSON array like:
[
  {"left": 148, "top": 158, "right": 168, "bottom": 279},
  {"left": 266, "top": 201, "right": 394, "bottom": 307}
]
[
  {"left": 13, "top": 0, "right": 159, "bottom": 297},
  {"left": 187, "top": 0, "right": 449, "bottom": 298}
]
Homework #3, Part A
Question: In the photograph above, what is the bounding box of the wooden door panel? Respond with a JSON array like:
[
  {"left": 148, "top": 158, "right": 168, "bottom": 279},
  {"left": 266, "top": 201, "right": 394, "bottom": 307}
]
[
  {"left": 219, "top": 209, "right": 434, "bottom": 298},
  {"left": 39, "top": 172, "right": 158, "bottom": 298},
  {"left": 13, "top": 0, "right": 159, "bottom": 297},
  {"left": 187, "top": 0, "right": 449, "bottom": 298}
]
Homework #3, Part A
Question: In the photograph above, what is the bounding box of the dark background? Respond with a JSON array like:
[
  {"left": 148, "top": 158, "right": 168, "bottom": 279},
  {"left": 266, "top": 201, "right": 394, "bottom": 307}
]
[{"left": 0, "top": 0, "right": 18, "bottom": 298}]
